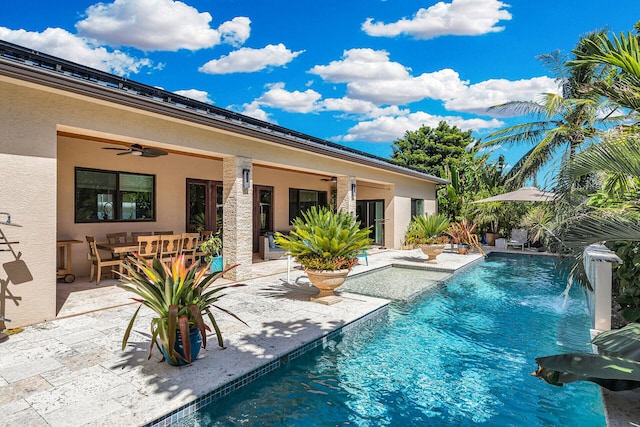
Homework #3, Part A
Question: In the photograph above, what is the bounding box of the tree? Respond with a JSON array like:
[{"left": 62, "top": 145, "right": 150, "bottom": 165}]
[
  {"left": 390, "top": 121, "right": 477, "bottom": 177},
  {"left": 482, "top": 31, "right": 620, "bottom": 188}
]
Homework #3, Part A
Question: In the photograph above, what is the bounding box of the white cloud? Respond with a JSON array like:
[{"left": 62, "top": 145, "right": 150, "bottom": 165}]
[
  {"left": 238, "top": 101, "right": 274, "bottom": 122},
  {"left": 339, "top": 112, "right": 504, "bottom": 143},
  {"left": 309, "top": 48, "right": 409, "bottom": 82},
  {"left": 0, "top": 26, "right": 152, "bottom": 75},
  {"left": 75, "top": 0, "right": 251, "bottom": 51},
  {"left": 362, "top": 0, "right": 512, "bottom": 39},
  {"left": 348, "top": 69, "right": 468, "bottom": 104},
  {"left": 321, "top": 98, "right": 407, "bottom": 119},
  {"left": 444, "top": 76, "right": 559, "bottom": 115},
  {"left": 173, "top": 89, "right": 212, "bottom": 104},
  {"left": 218, "top": 17, "right": 252, "bottom": 47},
  {"left": 255, "top": 82, "right": 322, "bottom": 113},
  {"left": 309, "top": 49, "right": 468, "bottom": 105},
  {"left": 308, "top": 48, "right": 560, "bottom": 115},
  {"left": 199, "top": 43, "right": 304, "bottom": 74}
]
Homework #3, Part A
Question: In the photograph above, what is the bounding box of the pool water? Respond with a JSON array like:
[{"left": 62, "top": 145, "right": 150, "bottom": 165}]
[{"left": 182, "top": 254, "right": 605, "bottom": 426}]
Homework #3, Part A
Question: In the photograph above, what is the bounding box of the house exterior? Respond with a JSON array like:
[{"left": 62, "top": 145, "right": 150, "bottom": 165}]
[{"left": 0, "top": 40, "right": 447, "bottom": 328}]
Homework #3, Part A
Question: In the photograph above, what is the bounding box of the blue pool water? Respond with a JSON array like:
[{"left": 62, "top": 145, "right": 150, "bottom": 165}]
[{"left": 182, "top": 254, "right": 605, "bottom": 426}]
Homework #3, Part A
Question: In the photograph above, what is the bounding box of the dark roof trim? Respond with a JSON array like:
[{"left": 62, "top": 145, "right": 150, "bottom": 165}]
[{"left": 0, "top": 40, "right": 448, "bottom": 185}]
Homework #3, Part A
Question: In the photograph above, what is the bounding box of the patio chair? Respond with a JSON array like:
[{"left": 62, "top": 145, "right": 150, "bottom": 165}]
[
  {"left": 158, "top": 234, "right": 182, "bottom": 262},
  {"left": 86, "top": 236, "right": 123, "bottom": 285},
  {"left": 137, "top": 235, "right": 160, "bottom": 261},
  {"left": 106, "top": 232, "right": 127, "bottom": 244},
  {"left": 106, "top": 232, "right": 128, "bottom": 258},
  {"left": 356, "top": 250, "right": 368, "bottom": 266},
  {"left": 505, "top": 228, "right": 528, "bottom": 250},
  {"left": 180, "top": 232, "right": 200, "bottom": 265},
  {"left": 129, "top": 231, "right": 152, "bottom": 243}
]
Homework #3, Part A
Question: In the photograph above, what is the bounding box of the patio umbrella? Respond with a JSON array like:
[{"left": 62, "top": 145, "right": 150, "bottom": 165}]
[{"left": 472, "top": 187, "right": 555, "bottom": 203}]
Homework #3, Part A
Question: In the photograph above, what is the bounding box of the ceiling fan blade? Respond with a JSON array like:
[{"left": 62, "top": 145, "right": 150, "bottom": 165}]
[
  {"left": 116, "top": 151, "right": 132, "bottom": 155},
  {"left": 102, "top": 147, "right": 130, "bottom": 151},
  {"left": 142, "top": 148, "right": 168, "bottom": 157}
]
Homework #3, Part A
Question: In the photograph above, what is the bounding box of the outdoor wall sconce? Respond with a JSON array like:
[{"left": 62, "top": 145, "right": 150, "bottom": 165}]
[
  {"left": 351, "top": 182, "right": 357, "bottom": 200},
  {"left": 242, "top": 168, "right": 251, "bottom": 189}
]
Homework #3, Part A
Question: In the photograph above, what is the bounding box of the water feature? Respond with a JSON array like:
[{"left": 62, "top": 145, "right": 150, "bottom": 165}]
[{"left": 180, "top": 253, "right": 605, "bottom": 426}]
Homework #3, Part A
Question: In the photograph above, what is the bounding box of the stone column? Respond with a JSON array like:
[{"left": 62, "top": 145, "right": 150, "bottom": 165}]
[
  {"left": 336, "top": 176, "right": 356, "bottom": 214},
  {"left": 222, "top": 156, "right": 253, "bottom": 280}
]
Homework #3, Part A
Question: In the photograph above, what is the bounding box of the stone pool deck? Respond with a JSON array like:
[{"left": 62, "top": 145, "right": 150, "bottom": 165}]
[{"left": 1, "top": 247, "right": 630, "bottom": 426}]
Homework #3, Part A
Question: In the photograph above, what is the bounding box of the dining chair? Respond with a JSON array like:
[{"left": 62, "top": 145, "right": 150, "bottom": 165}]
[
  {"left": 137, "top": 235, "right": 160, "bottom": 261},
  {"left": 106, "top": 232, "right": 128, "bottom": 258},
  {"left": 159, "top": 234, "right": 182, "bottom": 262},
  {"left": 129, "top": 231, "right": 152, "bottom": 243},
  {"left": 86, "top": 236, "right": 123, "bottom": 285},
  {"left": 106, "top": 232, "right": 128, "bottom": 244},
  {"left": 180, "top": 232, "right": 200, "bottom": 265}
]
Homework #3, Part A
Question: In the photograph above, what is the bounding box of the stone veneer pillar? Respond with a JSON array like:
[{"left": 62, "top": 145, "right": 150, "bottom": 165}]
[
  {"left": 336, "top": 176, "right": 356, "bottom": 214},
  {"left": 222, "top": 156, "right": 253, "bottom": 280}
]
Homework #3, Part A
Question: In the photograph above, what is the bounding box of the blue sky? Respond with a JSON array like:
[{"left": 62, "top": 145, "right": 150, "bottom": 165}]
[{"left": 2, "top": 0, "right": 639, "bottom": 184}]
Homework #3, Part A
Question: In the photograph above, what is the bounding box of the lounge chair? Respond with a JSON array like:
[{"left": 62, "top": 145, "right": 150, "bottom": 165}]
[{"left": 505, "top": 228, "right": 528, "bottom": 250}]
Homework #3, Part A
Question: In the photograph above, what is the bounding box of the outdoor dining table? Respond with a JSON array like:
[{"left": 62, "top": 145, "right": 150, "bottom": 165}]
[{"left": 96, "top": 241, "right": 139, "bottom": 256}]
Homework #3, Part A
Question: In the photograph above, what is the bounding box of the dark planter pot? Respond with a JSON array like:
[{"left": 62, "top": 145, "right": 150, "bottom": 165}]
[{"left": 161, "top": 327, "right": 202, "bottom": 366}]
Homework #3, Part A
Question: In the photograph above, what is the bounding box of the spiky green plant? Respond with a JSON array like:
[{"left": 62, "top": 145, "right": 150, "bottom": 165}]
[
  {"left": 274, "top": 206, "right": 371, "bottom": 270},
  {"left": 405, "top": 213, "right": 451, "bottom": 245},
  {"left": 118, "top": 254, "right": 246, "bottom": 365}
]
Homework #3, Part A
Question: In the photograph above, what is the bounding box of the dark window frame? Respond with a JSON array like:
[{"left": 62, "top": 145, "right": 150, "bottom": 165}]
[
  {"left": 74, "top": 167, "right": 156, "bottom": 223},
  {"left": 289, "top": 188, "right": 328, "bottom": 223},
  {"left": 411, "top": 198, "right": 424, "bottom": 218}
]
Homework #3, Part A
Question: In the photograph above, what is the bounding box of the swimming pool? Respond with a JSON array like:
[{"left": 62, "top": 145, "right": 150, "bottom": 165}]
[{"left": 180, "top": 253, "right": 605, "bottom": 426}]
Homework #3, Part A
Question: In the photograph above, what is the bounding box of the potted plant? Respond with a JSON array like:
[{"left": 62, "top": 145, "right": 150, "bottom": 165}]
[
  {"left": 471, "top": 201, "right": 504, "bottom": 246},
  {"left": 118, "top": 254, "right": 246, "bottom": 366},
  {"left": 447, "top": 219, "right": 485, "bottom": 255},
  {"left": 200, "top": 231, "right": 223, "bottom": 273},
  {"left": 274, "top": 206, "right": 371, "bottom": 302},
  {"left": 405, "top": 213, "right": 451, "bottom": 261}
]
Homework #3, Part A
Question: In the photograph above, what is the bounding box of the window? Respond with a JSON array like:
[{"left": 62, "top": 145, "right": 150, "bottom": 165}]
[
  {"left": 411, "top": 199, "right": 424, "bottom": 218},
  {"left": 75, "top": 167, "right": 155, "bottom": 223},
  {"left": 289, "top": 188, "right": 328, "bottom": 223}
]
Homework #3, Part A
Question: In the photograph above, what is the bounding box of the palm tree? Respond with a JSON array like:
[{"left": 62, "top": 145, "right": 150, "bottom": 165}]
[
  {"left": 482, "top": 31, "right": 619, "bottom": 188},
  {"left": 570, "top": 24, "right": 640, "bottom": 115}
]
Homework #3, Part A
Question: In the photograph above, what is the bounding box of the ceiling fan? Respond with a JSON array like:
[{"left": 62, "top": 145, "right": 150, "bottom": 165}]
[{"left": 102, "top": 144, "right": 168, "bottom": 158}]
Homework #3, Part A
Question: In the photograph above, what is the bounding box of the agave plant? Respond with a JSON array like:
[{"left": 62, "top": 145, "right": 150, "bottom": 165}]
[
  {"left": 118, "top": 254, "right": 246, "bottom": 365},
  {"left": 274, "top": 206, "right": 371, "bottom": 271}
]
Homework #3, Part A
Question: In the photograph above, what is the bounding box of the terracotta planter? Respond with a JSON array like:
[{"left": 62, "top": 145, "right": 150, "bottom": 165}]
[
  {"left": 485, "top": 232, "right": 499, "bottom": 246},
  {"left": 418, "top": 244, "right": 446, "bottom": 261},
  {"left": 457, "top": 244, "right": 470, "bottom": 255},
  {"left": 306, "top": 268, "right": 350, "bottom": 299}
]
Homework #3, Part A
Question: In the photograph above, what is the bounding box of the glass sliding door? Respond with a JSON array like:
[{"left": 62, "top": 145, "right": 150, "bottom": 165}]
[{"left": 356, "top": 200, "right": 385, "bottom": 245}]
